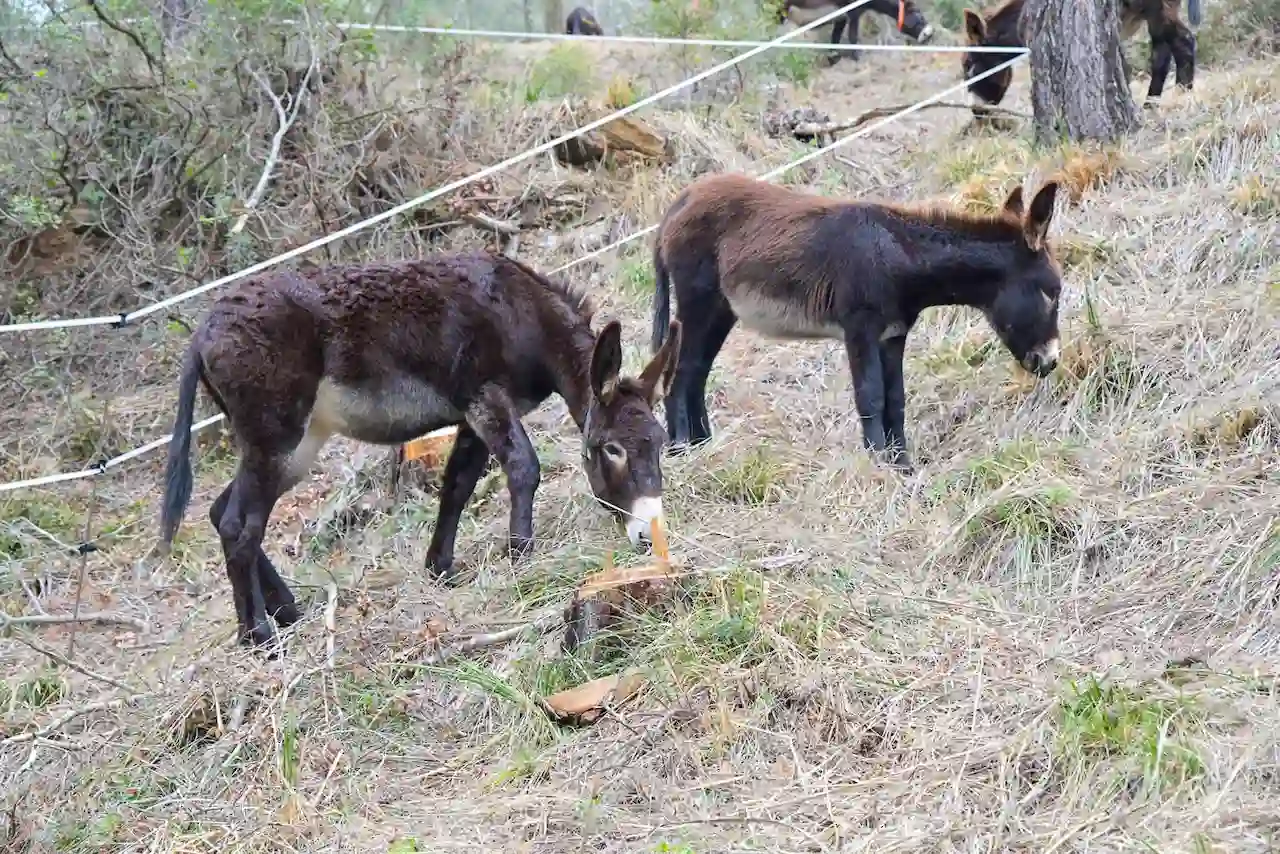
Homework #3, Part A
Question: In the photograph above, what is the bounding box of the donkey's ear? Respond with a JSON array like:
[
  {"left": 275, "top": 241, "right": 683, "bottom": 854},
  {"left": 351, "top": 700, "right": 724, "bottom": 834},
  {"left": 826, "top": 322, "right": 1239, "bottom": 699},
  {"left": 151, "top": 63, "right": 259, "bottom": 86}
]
[
  {"left": 1022, "top": 180, "right": 1060, "bottom": 251},
  {"left": 637, "top": 320, "right": 682, "bottom": 408},
  {"left": 1001, "top": 185, "right": 1025, "bottom": 217},
  {"left": 963, "top": 8, "right": 986, "bottom": 43},
  {"left": 590, "top": 320, "right": 624, "bottom": 403}
]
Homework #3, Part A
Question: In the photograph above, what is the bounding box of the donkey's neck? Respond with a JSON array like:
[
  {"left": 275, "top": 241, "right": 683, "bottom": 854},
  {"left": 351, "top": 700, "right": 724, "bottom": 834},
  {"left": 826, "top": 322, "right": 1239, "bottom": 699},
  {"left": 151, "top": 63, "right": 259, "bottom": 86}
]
[
  {"left": 549, "top": 324, "right": 599, "bottom": 434},
  {"left": 891, "top": 218, "right": 1025, "bottom": 310}
]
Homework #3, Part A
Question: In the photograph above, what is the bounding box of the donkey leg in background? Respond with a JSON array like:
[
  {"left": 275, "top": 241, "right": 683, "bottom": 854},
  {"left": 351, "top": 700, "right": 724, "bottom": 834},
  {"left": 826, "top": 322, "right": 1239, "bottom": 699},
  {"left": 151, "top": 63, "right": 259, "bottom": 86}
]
[
  {"left": 425, "top": 425, "right": 492, "bottom": 583},
  {"left": 466, "top": 389, "right": 541, "bottom": 560},
  {"left": 879, "top": 333, "right": 915, "bottom": 473},
  {"left": 841, "top": 317, "right": 889, "bottom": 457},
  {"left": 1145, "top": 34, "right": 1176, "bottom": 102},
  {"left": 664, "top": 255, "right": 733, "bottom": 450},
  {"left": 1169, "top": 20, "right": 1195, "bottom": 91},
  {"left": 835, "top": 10, "right": 865, "bottom": 62}
]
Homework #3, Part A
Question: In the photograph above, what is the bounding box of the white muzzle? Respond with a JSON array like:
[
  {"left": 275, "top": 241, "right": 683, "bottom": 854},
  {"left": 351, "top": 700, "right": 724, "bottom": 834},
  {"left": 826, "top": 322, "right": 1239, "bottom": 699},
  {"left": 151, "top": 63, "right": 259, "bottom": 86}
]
[{"left": 625, "top": 496, "right": 665, "bottom": 547}]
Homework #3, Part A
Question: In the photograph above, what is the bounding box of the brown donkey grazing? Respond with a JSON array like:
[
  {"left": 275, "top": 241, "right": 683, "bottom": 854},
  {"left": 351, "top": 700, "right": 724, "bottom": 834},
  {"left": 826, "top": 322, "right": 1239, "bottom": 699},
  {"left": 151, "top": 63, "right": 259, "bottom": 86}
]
[
  {"left": 159, "top": 251, "right": 682, "bottom": 649},
  {"left": 651, "top": 172, "right": 1063, "bottom": 472},
  {"left": 961, "top": 0, "right": 1200, "bottom": 112},
  {"left": 778, "top": 0, "right": 934, "bottom": 64},
  {"left": 565, "top": 6, "right": 604, "bottom": 35}
]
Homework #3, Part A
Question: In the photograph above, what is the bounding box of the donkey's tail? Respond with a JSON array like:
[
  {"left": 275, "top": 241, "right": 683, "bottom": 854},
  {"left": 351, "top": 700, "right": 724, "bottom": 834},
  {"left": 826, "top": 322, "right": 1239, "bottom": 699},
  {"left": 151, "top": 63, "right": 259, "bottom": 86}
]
[
  {"left": 159, "top": 344, "right": 203, "bottom": 551},
  {"left": 651, "top": 239, "right": 672, "bottom": 355},
  {"left": 1186, "top": 0, "right": 1202, "bottom": 27}
]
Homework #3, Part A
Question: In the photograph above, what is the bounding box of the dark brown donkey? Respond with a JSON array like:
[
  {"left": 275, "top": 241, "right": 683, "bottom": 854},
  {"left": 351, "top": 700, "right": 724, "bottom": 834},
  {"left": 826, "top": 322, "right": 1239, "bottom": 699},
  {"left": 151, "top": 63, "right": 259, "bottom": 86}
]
[
  {"left": 961, "top": 0, "right": 1200, "bottom": 113},
  {"left": 778, "top": 0, "right": 934, "bottom": 64},
  {"left": 566, "top": 6, "right": 604, "bottom": 35},
  {"left": 159, "top": 251, "right": 682, "bottom": 648},
  {"left": 651, "top": 173, "right": 1063, "bottom": 473}
]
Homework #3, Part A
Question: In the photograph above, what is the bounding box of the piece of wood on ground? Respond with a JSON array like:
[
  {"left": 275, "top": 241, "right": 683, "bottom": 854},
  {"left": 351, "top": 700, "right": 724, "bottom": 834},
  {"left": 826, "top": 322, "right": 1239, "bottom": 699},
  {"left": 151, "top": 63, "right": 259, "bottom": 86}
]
[
  {"left": 390, "top": 425, "right": 459, "bottom": 493},
  {"left": 563, "top": 517, "right": 678, "bottom": 655},
  {"left": 552, "top": 105, "right": 671, "bottom": 169},
  {"left": 540, "top": 668, "right": 646, "bottom": 726}
]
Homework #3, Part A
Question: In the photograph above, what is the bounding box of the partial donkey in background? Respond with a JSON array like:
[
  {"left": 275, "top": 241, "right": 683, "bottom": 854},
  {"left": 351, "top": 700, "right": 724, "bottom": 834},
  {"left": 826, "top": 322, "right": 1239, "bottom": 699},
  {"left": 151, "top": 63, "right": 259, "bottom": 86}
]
[
  {"left": 651, "top": 172, "right": 1064, "bottom": 474},
  {"left": 566, "top": 6, "right": 605, "bottom": 35},
  {"left": 961, "top": 0, "right": 1200, "bottom": 112},
  {"left": 777, "top": 0, "right": 934, "bottom": 64},
  {"left": 159, "top": 251, "right": 681, "bottom": 649}
]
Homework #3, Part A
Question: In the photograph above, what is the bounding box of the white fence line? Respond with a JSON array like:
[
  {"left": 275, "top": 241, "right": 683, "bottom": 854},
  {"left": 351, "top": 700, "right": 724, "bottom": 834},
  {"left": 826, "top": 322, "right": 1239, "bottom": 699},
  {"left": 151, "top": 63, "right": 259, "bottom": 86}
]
[
  {"left": 0, "top": 52, "right": 1028, "bottom": 496},
  {"left": 0, "top": 0, "right": 878, "bottom": 336},
  {"left": 295, "top": 20, "right": 1027, "bottom": 54}
]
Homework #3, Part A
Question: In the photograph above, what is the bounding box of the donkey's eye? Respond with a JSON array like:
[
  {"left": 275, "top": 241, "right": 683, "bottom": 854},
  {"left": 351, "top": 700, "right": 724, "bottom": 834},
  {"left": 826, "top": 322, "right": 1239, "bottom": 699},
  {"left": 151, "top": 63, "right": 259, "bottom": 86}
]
[{"left": 602, "top": 441, "right": 627, "bottom": 463}]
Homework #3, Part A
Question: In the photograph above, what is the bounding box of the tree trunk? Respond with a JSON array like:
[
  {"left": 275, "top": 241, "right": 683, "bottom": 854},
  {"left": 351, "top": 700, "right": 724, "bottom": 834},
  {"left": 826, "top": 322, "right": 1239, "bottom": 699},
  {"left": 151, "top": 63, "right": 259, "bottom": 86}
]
[
  {"left": 1022, "top": 0, "right": 1139, "bottom": 146},
  {"left": 543, "top": 0, "right": 564, "bottom": 33}
]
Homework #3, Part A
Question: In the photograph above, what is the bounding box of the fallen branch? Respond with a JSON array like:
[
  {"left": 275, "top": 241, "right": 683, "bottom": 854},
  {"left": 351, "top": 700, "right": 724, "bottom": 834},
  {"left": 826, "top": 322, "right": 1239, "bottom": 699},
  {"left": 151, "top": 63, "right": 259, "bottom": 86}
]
[
  {"left": 417, "top": 609, "right": 565, "bottom": 667},
  {"left": 0, "top": 610, "right": 148, "bottom": 634},
  {"left": 7, "top": 632, "right": 141, "bottom": 693},
  {"left": 0, "top": 693, "right": 155, "bottom": 747},
  {"left": 461, "top": 211, "right": 521, "bottom": 236},
  {"left": 791, "top": 100, "right": 1032, "bottom": 139},
  {"left": 323, "top": 582, "right": 337, "bottom": 670},
  {"left": 229, "top": 58, "right": 317, "bottom": 236}
]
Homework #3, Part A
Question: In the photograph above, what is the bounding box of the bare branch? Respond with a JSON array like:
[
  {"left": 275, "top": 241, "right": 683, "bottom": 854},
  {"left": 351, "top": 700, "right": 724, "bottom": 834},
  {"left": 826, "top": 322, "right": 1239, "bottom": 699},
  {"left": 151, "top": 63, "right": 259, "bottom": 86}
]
[
  {"left": 228, "top": 57, "right": 317, "bottom": 237},
  {"left": 1, "top": 610, "right": 149, "bottom": 634},
  {"left": 84, "top": 0, "right": 161, "bottom": 77},
  {"left": 790, "top": 101, "right": 1032, "bottom": 140},
  {"left": 0, "top": 693, "right": 155, "bottom": 746},
  {"left": 4, "top": 628, "right": 146, "bottom": 694}
]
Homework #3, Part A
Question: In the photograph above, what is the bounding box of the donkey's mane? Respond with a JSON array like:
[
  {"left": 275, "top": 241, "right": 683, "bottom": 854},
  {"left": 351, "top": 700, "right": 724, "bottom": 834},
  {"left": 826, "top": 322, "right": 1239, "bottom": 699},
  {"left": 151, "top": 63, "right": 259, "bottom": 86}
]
[
  {"left": 499, "top": 253, "right": 599, "bottom": 325},
  {"left": 876, "top": 200, "right": 1027, "bottom": 243}
]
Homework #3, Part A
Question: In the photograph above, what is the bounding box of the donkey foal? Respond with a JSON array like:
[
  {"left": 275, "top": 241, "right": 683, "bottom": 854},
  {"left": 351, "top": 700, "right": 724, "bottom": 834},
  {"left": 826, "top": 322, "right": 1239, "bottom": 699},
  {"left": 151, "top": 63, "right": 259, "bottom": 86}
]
[
  {"left": 158, "top": 251, "right": 681, "bottom": 649},
  {"left": 652, "top": 172, "right": 1063, "bottom": 473}
]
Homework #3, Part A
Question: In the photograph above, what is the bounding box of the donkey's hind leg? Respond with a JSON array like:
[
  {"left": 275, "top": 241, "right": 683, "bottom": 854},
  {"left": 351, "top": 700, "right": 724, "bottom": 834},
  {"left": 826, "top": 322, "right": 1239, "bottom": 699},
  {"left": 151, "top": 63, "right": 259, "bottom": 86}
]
[
  {"left": 214, "top": 454, "right": 288, "bottom": 648},
  {"left": 683, "top": 302, "right": 736, "bottom": 448},
  {"left": 210, "top": 485, "right": 301, "bottom": 629},
  {"left": 666, "top": 256, "right": 735, "bottom": 451}
]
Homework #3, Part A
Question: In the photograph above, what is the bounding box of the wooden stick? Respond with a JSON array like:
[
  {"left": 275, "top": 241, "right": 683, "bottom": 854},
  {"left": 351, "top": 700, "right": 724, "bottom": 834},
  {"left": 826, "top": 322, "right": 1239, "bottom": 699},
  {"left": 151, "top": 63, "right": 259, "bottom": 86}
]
[
  {"left": 418, "top": 610, "right": 565, "bottom": 666},
  {"left": 0, "top": 693, "right": 155, "bottom": 746},
  {"left": 6, "top": 632, "right": 141, "bottom": 693},
  {"left": 323, "top": 582, "right": 338, "bottom": 671},
  {"left": 792, "top": 100, "right": 1032, "bottom": 138},
  {"left": 1, "top": 610, "right": 148, "bottom": 634}
]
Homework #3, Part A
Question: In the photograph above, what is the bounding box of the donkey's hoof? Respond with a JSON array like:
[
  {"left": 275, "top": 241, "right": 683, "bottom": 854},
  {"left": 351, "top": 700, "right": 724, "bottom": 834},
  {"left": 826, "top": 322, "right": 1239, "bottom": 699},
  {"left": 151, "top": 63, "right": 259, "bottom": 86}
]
[
  {"left": 426, "top": 555, "right": 465, "bottom": 587},
  {"left": 270, "top": 602, "right": 303, "bottom": 627},
  {"left": 507, "top": 535, "right": 535, "bottom": 562},
  {"left": 239, "top": 620, "right": 279, "bottom": 652}
]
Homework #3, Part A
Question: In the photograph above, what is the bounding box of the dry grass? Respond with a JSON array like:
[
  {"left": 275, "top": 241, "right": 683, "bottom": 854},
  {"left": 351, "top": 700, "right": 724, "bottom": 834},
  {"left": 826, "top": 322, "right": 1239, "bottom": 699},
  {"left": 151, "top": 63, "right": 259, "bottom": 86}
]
[{"left": 2, "top": 27, "right": 1279, "bottom": 854}]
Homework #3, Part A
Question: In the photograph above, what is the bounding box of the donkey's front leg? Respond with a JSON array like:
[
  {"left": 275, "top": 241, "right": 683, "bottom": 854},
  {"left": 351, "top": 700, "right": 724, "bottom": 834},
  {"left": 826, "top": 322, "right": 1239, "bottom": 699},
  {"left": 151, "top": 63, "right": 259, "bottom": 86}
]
[
  {"left": 426, "top": 425, "right": 492, "bottom": 584},
  {"left": 466, "top": 389, "right": 541, "bottom": 562},
  {"left": 842, "top": 319, "right": 889, "bottom": 458},
  {"left": 879, "top": 333, "right": 914, "bottom": 474}
]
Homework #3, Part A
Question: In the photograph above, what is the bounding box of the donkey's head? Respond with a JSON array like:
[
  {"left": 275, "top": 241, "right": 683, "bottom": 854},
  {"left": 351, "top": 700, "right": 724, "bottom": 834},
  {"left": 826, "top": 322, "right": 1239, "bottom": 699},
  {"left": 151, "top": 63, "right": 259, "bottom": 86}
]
[
  {"left": 582, "top": 319, "right": 683, "bottom": 547},
  {"left": 960, "top": 7, "right": 1015, "bottom": 109},
  {"left": 885, "top": 0, "right": 934, "bottom": 43},
  {"left": 984, "top": 180, "right": 1063, "bottom": 378}
]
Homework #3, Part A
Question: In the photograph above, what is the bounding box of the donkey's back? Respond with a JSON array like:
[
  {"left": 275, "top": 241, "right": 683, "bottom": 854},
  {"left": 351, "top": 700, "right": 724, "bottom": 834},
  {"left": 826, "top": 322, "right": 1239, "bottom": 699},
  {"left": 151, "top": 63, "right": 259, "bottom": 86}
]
[{"left": 195, "top": 252, "right": 585, "bottom": 448}]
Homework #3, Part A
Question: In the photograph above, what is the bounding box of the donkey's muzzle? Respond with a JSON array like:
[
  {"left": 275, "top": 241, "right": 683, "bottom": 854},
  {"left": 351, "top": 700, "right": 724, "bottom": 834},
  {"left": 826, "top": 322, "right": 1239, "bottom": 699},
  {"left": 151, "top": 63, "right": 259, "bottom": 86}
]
[
  {"left": 625, "top": 496, "right": 665, "bottom": 548},
  {"left": 914, "top": 24, "right": 934, "bottom": 43},
  {"left": 1022, "top": 338, "right": 1061, "bottom": 378}
]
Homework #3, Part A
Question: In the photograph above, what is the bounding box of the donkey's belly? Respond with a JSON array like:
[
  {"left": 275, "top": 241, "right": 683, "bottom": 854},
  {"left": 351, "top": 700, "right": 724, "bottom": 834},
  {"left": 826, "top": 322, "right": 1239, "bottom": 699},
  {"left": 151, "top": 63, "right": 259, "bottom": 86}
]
[
  {"left": 724, "top": 288, "right": 843, "bottom": 341},
  {"left": 786, "top": 3, "right": 841, "bottom": 25},
  {"left": 313, "top": 376, "right": 464, "bottom": 445}
]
